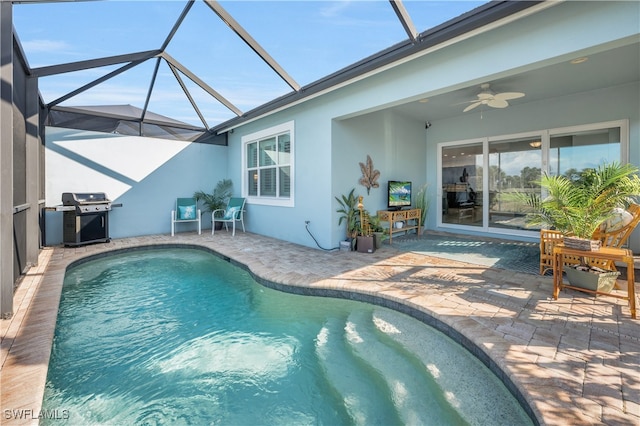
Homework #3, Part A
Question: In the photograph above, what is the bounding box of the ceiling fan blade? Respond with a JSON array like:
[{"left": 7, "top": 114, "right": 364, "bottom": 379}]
[
  {"left": 463, "top": 102, "right": 482, "bottom": 112},
  {"left": 494, "top": 92, "right": 525, "bottom": 101},
  {"left": 453, "top": 99, "right": 480, "bottom": 106},
  {"left": 488, "top": 99, "right": 509, "bottom": 109}
]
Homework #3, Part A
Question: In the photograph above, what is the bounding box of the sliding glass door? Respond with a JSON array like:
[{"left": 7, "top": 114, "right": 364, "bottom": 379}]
[
  {"left": 441, "top": 142, "right": 482, "bottom": 227},
  {"left": 549, "top": 126, "right": 621, "bottom": 177},
  {"left": 439, "top": 120, "right": 626, "bottom": 234},
  {"left": 488, "top": 137, "right": 542, "bottom": 230}
]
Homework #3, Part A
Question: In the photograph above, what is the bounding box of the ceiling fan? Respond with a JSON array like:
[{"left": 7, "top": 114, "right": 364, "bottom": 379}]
[{"left": 462, "top": 83, "right": 525, "bottom": 112}]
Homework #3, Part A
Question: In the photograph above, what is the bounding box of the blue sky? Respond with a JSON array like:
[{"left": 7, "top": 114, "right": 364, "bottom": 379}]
[{"left": 13, "top": 0, "right": 486, "bottom": 128}]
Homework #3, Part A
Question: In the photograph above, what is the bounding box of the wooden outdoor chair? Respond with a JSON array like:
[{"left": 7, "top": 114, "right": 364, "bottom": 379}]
[
  {"left": 539, "top": 229, "right": 573, "bottom": 275},
  {"left": 593, "top": 203, "right": 640, "bottom": 248},
  {"left": 591, "top": 203, "right": 640, "bottom": 270},
  {"left": 539, "top": 203, "right": 640, "bottom": 274}
]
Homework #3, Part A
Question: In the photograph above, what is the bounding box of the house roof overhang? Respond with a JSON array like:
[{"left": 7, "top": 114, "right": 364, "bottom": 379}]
[{"left": 209, "top": 0, "right": 547, "bottom": 134}]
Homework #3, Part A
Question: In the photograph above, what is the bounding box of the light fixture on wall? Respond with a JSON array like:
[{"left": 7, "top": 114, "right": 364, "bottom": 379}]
[{"left": 529, "top": 141, "right": 542, "bottom": 148}]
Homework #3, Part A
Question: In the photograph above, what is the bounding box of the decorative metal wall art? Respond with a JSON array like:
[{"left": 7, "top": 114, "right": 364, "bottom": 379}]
[{"left": 359, "top": 155, "right": 380, "bottom": 195}]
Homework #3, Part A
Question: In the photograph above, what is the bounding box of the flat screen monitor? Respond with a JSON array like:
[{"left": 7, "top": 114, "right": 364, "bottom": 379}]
[{"left": 388, "top": 181, "right": 412, "bottom": 210}]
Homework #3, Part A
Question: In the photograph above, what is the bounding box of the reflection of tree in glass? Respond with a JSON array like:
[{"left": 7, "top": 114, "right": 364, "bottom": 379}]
[
  {"left": 482, "top": 165, "right": 622, "bottom": 193},
  {"left": 563, "top": 168, "right": 581, "bottom": 181},
  {"left": 489, "top": 165, "right": 506, "bottom": 189},
  {"left": 520, "top": 167, "right": 541, "bottom": 188},
  {"left": 489, "top": 165, "right": 541, "bottom": 190}
]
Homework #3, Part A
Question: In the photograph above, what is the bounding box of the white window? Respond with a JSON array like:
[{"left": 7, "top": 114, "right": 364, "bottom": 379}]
[{"left": 242, "top": 121, "right": 294, "bottom": 207}]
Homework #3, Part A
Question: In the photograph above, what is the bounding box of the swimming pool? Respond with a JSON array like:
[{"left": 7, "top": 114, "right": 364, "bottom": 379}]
[{"left": 42, "top": 247, "right": 532, "bottom": 425}]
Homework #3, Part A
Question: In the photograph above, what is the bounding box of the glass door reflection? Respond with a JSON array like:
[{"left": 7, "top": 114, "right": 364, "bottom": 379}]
[{"left": 442, "top": 143, "right": 482, "bottom": 226}]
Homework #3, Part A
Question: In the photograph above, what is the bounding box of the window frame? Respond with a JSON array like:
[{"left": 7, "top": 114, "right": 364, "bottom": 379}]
[
  {"left": 437, "top": 119, "right": 628, "bottom": 237},
  {"left": 241, "top": 120, "right": 294, "bottom": 207}
]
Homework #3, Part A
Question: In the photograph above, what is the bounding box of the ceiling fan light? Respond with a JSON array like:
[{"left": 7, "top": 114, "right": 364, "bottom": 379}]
[
  {"left": 488, "top": 99, "right": 509, "bottom": 108},
  {"left": 529, "top": 141, "right": 542, "bottom": 148}
]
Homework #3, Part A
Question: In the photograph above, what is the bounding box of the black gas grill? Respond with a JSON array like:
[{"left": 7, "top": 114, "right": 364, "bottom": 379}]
[{"left": 62, "top": 192, "right": 112, "bottom": 246}]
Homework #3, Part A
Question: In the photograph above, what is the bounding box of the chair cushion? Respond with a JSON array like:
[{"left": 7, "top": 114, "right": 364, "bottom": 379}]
[
  {"left": 178, "top": 205, "right": 197, "bottom": 220},
  {"left": 600, "top": 208, "right": 633, "bottom": 232},
  {"left": 223, "top": 206, "right": 239, "bottom": 220}
]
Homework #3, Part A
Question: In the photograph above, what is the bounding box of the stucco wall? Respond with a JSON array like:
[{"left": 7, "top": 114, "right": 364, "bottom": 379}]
[
  {"left": 225, "top": 102, "right": 427, "bottom": 250},
  {"left": 44, "top": 127, "right": 229, "bottom": 245},
  {"left": 223, "top": 105, "right": 335, "bottom": 248},
  {"left": 331, "top": 110, "right": 427, "bottom": 247}
]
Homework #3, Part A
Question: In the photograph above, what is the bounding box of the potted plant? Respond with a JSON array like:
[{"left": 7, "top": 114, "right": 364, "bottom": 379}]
[
  {"left": 415, "top": 183, "right": 430, "bottom": 235},
  {"left": 194, "top": 179, "right": 233, "bottom": 230},
  {"left": 369, "top": 214, "right": 386, "bottom": 249},
  {"left": 355, "top": 196, "right": 376, "bottom": 253},
  {"left": 336, "top": 188, "right": 360, "bottom": 250},
  {"left": 524, "top": 162, "right": 640, "bottom": 291}
]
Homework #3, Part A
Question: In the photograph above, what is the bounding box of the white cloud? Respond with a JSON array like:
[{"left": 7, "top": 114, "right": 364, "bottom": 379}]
[
  {"left": 320, "top": 0, "right": 352, "bottom": 18},
  {"left": 21, "top": 39, "right": 73, "bottom": 54}
]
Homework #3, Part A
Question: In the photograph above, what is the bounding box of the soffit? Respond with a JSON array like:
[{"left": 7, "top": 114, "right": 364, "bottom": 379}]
[{"left": 390, "top": 40, "right": 640, "bottom": 123}]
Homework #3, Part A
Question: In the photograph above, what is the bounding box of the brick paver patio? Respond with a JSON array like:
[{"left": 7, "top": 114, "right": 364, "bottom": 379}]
[{"left": 2, "top": 231, "right": 638, "bottom": 425}]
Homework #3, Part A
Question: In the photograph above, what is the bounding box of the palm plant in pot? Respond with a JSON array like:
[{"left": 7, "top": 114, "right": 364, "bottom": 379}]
[
  {"left": 524, "top": 162, "right": 640, "bottom": 291},
  {"left": 194, "top": 179, "right": 233, "bottom": 230},
  {"left": 336, "top": 188, "right": 360, "bottom": 250}
]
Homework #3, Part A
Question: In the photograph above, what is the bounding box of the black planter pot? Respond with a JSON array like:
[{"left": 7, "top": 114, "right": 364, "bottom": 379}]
[{"left": 356, "top": 236, "right": 376, "bottom": 253}]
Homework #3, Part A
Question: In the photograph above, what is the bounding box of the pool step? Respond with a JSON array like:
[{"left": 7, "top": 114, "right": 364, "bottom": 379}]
[
  {"left": 317, "top": 310, "right": 530, "bottom": 426},
  {"left": 371, "top": 308, "right": 532, "bottom": 426},
  {"left": 345, "top": 310, "right": 465, "bottom": 425},
  {"left": 315, "top": 317, "right": 400, "bottom": 426}
]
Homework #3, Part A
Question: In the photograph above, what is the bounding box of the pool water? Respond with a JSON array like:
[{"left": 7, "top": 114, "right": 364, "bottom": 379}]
[{"left": 42, "top": 248, "right": 532, "bottom": 425}]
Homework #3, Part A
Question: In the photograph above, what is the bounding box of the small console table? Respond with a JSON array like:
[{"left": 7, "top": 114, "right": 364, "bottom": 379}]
[
  {"left": 376, "top": 208, "right": 421, "bottom": 245},
  {"left": 552, "top": 244, "right": 636, "bottom": 319}
]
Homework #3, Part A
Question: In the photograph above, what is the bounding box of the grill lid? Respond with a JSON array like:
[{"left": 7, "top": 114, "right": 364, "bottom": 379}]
[{"left": 62, "top": 192, "right": 111, "bottom": 205}]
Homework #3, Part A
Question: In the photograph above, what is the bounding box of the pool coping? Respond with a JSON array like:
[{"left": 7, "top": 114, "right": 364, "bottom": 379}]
[{"left": 2, "top": 232, "right": 639, "bottom": 425}]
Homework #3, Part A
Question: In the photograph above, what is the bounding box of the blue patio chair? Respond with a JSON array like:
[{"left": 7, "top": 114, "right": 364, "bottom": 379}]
[
  {"left": 171, "top": 197, "right": 201, "bottom": 236},
  {"left": 212, "top": 197, "right": 246, "bottom": 236}
]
